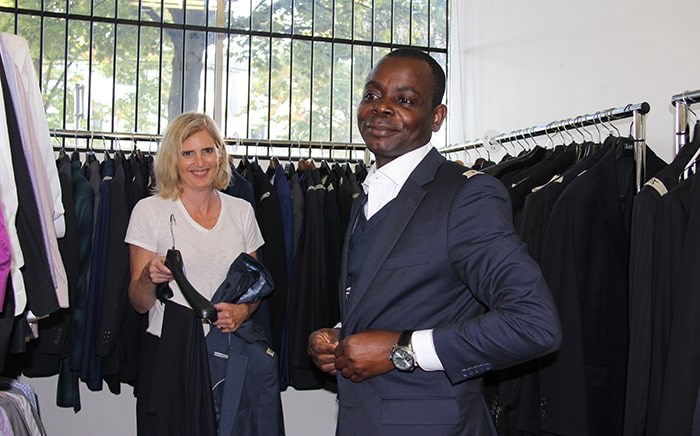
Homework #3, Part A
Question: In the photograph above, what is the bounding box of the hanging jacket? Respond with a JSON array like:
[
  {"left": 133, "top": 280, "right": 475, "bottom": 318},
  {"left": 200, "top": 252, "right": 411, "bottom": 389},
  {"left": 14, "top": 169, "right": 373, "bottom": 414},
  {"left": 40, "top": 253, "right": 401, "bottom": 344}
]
[{"left": 205, "top": 253, "right": 283, "bottom": 436}]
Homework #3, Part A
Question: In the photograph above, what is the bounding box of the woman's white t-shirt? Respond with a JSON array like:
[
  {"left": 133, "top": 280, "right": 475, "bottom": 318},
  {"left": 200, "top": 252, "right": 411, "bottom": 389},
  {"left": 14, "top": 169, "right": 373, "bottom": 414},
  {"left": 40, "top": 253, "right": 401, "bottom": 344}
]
[{"left": 125, "top": 190, "right": 264, "bottom": 336}]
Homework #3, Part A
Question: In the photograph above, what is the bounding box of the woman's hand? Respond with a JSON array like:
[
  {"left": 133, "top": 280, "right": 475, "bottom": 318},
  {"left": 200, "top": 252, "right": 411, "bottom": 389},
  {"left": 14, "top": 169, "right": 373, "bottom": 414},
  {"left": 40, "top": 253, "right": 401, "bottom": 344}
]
[
  {"left": 213, "top": 302, "right": 257, "bottom": 333},
  {"left": 144, "top": 256, "right": 173, "bottom": 284}
]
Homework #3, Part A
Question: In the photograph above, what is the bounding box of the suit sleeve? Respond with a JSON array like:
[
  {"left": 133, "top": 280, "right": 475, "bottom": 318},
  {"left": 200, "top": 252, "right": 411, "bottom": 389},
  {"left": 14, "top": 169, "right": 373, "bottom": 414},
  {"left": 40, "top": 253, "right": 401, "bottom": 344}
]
[{"left": 434, "top": 174, "right": 561, "bottom": 384}]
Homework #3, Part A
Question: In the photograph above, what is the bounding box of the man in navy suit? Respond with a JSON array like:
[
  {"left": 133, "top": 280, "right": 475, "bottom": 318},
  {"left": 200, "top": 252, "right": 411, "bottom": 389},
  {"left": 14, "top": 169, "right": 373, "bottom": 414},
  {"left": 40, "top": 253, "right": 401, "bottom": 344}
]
[{"left": 308, "top": 48, "right": 562, "bottom": 435}]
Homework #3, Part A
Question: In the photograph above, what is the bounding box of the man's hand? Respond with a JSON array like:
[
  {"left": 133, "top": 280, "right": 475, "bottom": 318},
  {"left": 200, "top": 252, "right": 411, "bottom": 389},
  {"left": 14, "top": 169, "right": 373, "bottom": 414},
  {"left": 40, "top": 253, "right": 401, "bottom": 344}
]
[
  {"left": 308, "top": 328, "right": 341, "bottom": 374},
  {"left": 334, "top": 330, "right": 400, "bottom": 383}
]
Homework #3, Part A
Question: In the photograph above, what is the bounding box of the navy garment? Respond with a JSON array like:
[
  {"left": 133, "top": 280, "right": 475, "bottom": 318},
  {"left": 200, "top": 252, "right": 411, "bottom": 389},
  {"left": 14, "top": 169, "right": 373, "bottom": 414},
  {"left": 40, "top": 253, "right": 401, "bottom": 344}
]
[
  {"left": 225, "top": 164, "right": 256, "bottom": 210},
  {"left": 273, "top": 164, "right": 293, "bottom": 287},
  {"left": 206, "top": 253, "right": 282, "bottom": 436},
  {"left": 345, "top": 194, "right": 391, "bottom": 302},
  {"left": 97, "top": 153, "right": 131, "bottom": 394},
  {"left": 336, "top": 149, "right": 559, "bottom": 435},
  {"left": 80, "top": 157, "right": 114, "bottom": 391}
]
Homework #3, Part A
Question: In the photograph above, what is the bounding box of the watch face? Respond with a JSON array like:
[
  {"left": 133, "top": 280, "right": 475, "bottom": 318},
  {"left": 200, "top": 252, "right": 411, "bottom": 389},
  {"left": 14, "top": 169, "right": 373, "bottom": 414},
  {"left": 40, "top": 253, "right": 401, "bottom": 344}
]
[{"left": 391, "top": 347, "right": 415, "bottom": 371}]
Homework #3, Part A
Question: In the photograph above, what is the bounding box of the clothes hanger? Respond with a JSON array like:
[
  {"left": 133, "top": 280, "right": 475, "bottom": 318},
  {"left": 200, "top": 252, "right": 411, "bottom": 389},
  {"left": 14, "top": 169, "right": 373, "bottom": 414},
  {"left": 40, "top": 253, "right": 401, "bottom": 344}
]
[
  {"left": 52, "top": 130, "right": 68, "bottom": 159},
  {"left": 161, "top": 214, "right": 218, "bottom": 322},
  {"left": 86, "top": 132, "right": 97, "bottom": 164}
]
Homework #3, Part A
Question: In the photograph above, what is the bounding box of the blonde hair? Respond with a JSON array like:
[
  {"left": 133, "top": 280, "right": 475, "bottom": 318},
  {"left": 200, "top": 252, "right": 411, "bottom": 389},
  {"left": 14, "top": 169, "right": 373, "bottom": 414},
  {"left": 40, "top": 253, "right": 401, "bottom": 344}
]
[{"left": 154, "top": 112, "right": 232, "bottom": 199}]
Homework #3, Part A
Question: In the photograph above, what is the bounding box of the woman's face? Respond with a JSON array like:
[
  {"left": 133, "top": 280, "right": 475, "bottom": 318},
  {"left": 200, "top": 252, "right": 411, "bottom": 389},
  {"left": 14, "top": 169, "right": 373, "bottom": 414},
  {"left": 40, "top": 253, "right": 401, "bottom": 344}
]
[{"left": 177, "top": 128, "right": 220, "bottom": 194}]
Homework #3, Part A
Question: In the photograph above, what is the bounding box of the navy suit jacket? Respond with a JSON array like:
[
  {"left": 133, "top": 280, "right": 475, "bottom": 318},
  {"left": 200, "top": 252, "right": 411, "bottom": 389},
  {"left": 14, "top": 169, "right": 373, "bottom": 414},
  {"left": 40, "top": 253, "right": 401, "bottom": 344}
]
[{"left": 337, "top": 148, "right": 561, "bottom": 436}]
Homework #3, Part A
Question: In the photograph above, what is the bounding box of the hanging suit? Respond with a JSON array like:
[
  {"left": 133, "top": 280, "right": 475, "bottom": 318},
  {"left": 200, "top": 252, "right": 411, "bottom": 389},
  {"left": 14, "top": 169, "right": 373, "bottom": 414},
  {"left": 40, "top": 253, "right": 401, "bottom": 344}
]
[
  {"left": 624, "top": 134, "right": 700, "bottom": 435},
  {"left": 655, "top": 172, "right": 700, "bottom": 434},
  {"left": 536, "top": 144, "right": 664, "bottom": 436}
]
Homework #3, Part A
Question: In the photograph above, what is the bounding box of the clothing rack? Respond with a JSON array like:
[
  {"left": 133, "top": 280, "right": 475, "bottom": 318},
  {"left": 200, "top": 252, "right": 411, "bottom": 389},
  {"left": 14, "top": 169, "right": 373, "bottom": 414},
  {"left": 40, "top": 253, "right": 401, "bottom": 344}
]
[
  {"left": 440, "top": 101, "right": 650, "bottom": 191},
  {"left": 672, "top": 89, "right": 700, "bottom": 154},
  {"left": 49, "top": 128, "right": 370, "bottom": 164}
]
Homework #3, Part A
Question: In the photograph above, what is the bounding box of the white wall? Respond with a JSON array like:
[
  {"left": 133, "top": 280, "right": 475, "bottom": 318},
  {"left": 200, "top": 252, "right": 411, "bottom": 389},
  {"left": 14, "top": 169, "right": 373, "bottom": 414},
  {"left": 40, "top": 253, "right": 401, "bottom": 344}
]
[
  {"left": 448, "top": 0, "right": 700, "bottom": 164},
  {"left": 25, "top": 375, "right": 338, "bottom": 435}
]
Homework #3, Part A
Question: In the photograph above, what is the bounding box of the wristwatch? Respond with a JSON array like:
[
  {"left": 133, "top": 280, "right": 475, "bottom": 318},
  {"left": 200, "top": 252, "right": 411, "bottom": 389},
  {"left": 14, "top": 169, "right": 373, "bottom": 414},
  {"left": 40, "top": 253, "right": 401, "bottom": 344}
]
[{"left": 389, "top": 330, "right": 417, "bottom": 372}]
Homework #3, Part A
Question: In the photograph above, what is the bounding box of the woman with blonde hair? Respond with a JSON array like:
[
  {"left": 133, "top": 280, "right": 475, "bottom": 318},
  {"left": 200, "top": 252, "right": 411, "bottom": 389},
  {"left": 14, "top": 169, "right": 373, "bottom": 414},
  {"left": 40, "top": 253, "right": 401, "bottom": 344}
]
[{"left": 125, "top": 112, "right": 279, "bottom": 435}]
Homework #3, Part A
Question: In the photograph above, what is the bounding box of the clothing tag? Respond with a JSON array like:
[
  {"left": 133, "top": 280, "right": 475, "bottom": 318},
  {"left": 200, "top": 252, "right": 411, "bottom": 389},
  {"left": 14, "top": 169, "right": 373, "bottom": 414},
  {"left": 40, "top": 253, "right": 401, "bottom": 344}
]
[
  {"left": 266, "top": 348, "right": 276, "bottom": 357},
  {"left": 532, "top": 174, "right": 562, "bottom": 193},
  {"left": 645, "top": 177, "right": 668, "bottom": 196},
  {"left": 213, "top": 351, "right": 229, "bottom": 359},
  {"left": 462, "top": 169, "right": 483, "bottom": 179}
]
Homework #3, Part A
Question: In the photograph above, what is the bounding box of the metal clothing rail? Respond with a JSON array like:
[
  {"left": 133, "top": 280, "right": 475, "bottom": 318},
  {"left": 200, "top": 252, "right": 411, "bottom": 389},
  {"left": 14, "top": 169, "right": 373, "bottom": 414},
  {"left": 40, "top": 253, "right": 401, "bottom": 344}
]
[
  {"left": 49, "top": 128, "right": 369, "bottom": 163},
  {"left": 439, "top": 101, "right": 651, "bottom": 191},
  {"left": 672, "top": 89, "right": 700, "bottom": 154}
]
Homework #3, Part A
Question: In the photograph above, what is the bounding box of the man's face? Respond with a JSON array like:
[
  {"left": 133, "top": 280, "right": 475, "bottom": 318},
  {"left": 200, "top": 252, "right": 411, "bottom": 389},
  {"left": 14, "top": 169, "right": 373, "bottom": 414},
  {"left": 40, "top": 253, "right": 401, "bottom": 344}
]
[{"left": 357, "top": 56, "right": 445, "bottom": 167}]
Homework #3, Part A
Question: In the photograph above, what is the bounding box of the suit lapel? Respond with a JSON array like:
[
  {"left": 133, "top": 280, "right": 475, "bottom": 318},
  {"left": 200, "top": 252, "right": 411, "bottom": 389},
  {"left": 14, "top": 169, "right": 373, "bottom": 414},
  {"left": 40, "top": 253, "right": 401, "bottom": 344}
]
[{"left": 343, "top": 149, "right": 444, "bottom": 324}]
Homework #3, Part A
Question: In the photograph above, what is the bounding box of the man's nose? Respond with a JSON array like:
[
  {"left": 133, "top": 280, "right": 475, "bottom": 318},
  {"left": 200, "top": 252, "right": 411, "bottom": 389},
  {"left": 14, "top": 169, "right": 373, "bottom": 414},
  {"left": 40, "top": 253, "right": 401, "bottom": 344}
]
[{"left": 372, "top": 98, "right": 393, "bottom": 115}]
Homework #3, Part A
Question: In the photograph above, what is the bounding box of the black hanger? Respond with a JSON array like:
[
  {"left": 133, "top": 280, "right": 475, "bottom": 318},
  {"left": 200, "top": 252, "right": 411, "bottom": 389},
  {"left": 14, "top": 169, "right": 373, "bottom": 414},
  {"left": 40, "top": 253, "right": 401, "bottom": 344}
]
[{"left": 162, "top": 214, "right": 218, "bottom": 322}]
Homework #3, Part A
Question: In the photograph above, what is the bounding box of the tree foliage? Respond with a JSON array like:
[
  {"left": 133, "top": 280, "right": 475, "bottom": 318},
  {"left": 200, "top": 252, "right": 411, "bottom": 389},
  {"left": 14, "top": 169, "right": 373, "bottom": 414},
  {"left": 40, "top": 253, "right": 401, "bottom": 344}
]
[{"left": 0, "top": 0, "right": 446, "bottom": 144}]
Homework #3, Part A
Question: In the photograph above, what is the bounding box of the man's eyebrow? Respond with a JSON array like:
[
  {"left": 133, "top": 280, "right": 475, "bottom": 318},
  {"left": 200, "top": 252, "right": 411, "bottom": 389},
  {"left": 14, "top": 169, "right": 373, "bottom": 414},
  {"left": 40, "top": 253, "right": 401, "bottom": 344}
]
[{"left": 363, "top": 80, "right": 421, "bottom": 95}]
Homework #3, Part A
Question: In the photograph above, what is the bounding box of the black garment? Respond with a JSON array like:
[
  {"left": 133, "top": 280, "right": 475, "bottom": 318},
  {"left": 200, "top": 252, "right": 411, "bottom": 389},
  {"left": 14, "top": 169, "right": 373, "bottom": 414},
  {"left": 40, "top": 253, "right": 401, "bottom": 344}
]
[
  {"left": 624, "top": 137, "right": 700, "bottom": 435},
  {"left": 654, "top": 172, "right": 700, "bottom": 435},
  {"left": 19, "top": 156, "right": 77, "bottom": 378},
  {"left": 288, "top": 168, "right": 332, "bottom": 390},
  {"left": 323, "top": 170, "right": 343, "bottom": 326},
  {"left": 136, "top": 301, "right": 216, "bottom": 436},
  {"left": 644, "top": 177, "right": 692, "bottom": 435},
  {"left": 250, "top": 165, "right": 288, "bottom": 355},
  {"left": 623, "top": 182, "right": 670, "bottom": 436},
  {"left": 0, "top": 281, "right": 14, "bottom": 372},
  {"left": 483, "top": 145, "right": 546, "bottom": 179},
  {"left": 56, "top": 159, "right": 94, "bottom": 411},
  {"left": 506, "top": 145, "right": 576, "bottom": 228},
  {"left": 538, "top": 147, "right": 631, "bottom": 436},
  {"left": 97, "top": 153, "right": 131, "bottom": 394}
]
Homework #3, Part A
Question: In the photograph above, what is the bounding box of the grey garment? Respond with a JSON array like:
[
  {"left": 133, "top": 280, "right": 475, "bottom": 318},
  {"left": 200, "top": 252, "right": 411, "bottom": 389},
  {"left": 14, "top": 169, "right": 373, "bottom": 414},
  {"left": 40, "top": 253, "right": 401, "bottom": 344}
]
[
  {"left": 0, "top": 378, "right": 40, "bottom": 427},
  {"left": 0, "top": 407, "right": 15, "bottom": 436},
  {"left": 0, "top": 393, "right": 33, "bottom": 436}
]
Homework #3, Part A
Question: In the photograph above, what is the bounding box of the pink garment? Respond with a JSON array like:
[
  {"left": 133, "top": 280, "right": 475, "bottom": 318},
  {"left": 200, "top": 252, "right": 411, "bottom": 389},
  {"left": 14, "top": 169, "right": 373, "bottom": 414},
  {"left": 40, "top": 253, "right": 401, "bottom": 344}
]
[{"left": 0, "top": 202, "right": 10, "bottom": 311}]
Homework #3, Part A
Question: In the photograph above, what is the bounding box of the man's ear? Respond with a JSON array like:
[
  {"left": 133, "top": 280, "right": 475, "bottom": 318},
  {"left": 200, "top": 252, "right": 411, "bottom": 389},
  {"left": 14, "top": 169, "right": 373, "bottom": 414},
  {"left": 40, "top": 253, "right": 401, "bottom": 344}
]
[{"left": 431, "top": 104, "right": 447, "bottom": 132}]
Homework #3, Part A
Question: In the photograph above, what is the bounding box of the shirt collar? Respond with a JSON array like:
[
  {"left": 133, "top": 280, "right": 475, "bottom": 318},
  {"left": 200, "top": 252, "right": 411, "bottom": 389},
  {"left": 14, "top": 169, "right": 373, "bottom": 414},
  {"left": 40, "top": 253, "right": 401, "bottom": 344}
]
[{"left": 363, "top": 142, "right": 434, "bottom": 194}]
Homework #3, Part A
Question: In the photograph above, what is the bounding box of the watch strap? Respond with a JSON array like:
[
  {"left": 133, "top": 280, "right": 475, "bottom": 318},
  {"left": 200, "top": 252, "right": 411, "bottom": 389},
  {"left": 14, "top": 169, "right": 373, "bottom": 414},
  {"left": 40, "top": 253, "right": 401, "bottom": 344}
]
[{"left": 398, "top": 330, "right": 414, "bottom": 348}]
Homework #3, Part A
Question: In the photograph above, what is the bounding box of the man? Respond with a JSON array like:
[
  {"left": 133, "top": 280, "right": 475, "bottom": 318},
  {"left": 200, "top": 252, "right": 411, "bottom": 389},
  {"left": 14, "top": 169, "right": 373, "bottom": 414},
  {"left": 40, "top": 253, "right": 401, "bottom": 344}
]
[{"left": 308, "top": 48, "right": 561, "bottom": 435}]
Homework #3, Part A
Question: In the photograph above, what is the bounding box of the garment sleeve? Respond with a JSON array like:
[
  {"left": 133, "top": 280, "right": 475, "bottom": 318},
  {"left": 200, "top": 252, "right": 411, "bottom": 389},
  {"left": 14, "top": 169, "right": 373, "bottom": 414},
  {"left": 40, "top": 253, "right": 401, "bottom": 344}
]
[
  {"left": 124, "top": 199, "right": 158, "bottom": 252},
  {"left": 435, "top": 174, "right": 561, "bottom": 384}
]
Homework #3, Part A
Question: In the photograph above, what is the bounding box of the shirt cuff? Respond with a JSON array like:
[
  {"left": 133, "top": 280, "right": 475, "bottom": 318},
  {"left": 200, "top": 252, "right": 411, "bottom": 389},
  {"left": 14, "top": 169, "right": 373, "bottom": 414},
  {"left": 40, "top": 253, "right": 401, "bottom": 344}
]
[{"left": 412, "top": 329, "right": 444, "bottom": 371}]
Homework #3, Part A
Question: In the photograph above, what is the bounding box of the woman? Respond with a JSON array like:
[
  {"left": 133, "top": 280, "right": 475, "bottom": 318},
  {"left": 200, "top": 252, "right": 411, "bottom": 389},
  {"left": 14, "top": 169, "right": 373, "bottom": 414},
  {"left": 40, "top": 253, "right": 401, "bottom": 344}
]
[{"left": 125, "top": 112, "right": 266, "bottom": 435}]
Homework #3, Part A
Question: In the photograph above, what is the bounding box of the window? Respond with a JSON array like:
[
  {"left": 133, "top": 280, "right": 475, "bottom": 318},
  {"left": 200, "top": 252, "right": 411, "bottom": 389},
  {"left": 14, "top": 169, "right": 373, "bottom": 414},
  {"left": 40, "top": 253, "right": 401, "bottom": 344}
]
[{"left": 0, "top": 0, "right": 448, "bottom": 147}]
